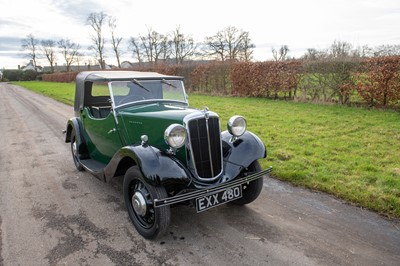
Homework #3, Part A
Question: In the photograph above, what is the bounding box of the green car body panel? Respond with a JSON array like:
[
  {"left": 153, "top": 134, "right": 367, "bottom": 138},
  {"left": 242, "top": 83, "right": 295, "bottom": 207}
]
[
  {"left": 78, "top": 103, "right": 198, "bottom": 165},
  {"left": 117, "top": 104, "right": 197, "bottom": 163},
  {"left": 81, "top": 107, "right": 122, "bottom": 164}
]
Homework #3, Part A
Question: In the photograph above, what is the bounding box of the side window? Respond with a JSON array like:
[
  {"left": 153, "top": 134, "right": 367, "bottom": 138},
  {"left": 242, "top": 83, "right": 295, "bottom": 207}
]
[
  {"left": 86, "top": 82, "right": 112, "bottom": 119},
  {"left": 91, "top": 82, "right": 110, "bottom": 97}
]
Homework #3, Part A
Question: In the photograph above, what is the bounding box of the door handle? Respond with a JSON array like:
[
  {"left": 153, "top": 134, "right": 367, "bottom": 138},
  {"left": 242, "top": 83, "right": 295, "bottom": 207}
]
[{"left": 108, "top": 128, "right": 116, "bottom": 134}]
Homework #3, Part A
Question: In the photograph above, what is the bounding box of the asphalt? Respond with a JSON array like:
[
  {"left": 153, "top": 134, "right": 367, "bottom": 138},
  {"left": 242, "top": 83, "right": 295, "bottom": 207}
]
[{"left": 0, "top": 83, "right": 399, "bottom": 266}]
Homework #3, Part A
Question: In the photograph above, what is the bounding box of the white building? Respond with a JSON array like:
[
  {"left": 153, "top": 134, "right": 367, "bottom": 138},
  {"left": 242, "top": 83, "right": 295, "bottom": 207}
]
[{"left": 21, "top": 60, "right": 43, "bottom": 72}]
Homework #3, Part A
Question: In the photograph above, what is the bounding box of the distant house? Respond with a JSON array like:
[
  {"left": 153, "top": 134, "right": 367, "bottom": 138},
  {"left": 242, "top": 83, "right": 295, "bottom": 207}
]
[
  {"left": 21, "top": 60, "right": 43, "bottom": 72},
  {"left": 42, "top": 64, "right": 99, "bottom": 73},
  {"left": 120, "top": 61, "right": 135, "bottom": 69},
  {"left": 0, "top": 71, "right": 3, "bottom": 80},
  {"left": 120, "top": 61, "right": 160, "bottom": 69},
  {"left": 104, "top": 63, "right": 112, "bottom": 70},
  {"left": 41, "top": 61, "right": 113, "bottom": 73},
  {"left": 119, "top": 59, "right": 214, "bottom": 70}
]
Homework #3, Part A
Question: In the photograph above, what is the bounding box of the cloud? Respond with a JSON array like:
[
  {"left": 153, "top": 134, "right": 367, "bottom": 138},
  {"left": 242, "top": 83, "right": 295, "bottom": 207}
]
[
  {"left": 1, "top": 0, "right": 399, "bottom": 69},
  {"left": 50, "top": 0, "right": 107, "bottom": 22},
  {"left": 0, "top": 37, "right": 23, "bottom": 51},
  {"left": 0, "top": 50, "right": 23, "bottom": 58},
  {"left": 0, "top": 18, "right": 30, "bottom": 30}
]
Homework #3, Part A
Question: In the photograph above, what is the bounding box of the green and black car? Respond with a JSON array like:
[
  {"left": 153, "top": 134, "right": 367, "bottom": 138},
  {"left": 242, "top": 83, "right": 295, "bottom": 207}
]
[{"left": 65, "top": 71, "right": 272, "bottom": 239}]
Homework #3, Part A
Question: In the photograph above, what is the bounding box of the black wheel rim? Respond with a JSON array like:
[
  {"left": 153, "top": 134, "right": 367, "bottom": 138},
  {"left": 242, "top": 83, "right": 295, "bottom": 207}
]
[{"left": 129, "top": 180, "right": 155, "bottom": 229}]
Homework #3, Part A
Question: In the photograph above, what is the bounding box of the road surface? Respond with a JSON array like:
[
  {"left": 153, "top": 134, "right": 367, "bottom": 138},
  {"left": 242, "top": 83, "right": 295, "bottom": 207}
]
[{"left": 0, "top": 83, "right": 399, "bottom": 266}]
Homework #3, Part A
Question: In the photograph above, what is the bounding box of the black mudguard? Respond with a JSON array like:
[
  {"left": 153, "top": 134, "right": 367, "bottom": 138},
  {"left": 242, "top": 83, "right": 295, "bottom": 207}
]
[
  {"left": 221, "top": 130, "right": 267, "bottom": 181},
  {"left": 65, "top": 117, "right": 88, "bottom": 158},
  {"left": 104, "top": 145, "right": 191, "bottom": 186}
]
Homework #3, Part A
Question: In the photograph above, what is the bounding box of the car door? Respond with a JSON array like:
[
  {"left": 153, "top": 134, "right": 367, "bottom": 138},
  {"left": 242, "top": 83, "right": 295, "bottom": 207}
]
[{"left": 81, "top": 107, "right": 123, "bottom": 164}]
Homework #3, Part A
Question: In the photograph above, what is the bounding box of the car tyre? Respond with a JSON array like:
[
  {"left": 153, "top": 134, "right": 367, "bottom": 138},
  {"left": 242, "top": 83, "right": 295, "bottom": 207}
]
[
  {"left": 123, "top": 166, "right": 170, "bottom": 239},
  {"left": 232, "top": 160, "right": 263, "bottom": 205},
  {"left": 71, "top": 130, "right": 84, "bottom": 171}
]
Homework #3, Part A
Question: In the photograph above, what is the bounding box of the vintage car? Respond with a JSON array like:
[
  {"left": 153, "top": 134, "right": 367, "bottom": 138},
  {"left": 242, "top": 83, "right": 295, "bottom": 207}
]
[{"left": 65, "top": 71, "right": 272, "bottom": 239}]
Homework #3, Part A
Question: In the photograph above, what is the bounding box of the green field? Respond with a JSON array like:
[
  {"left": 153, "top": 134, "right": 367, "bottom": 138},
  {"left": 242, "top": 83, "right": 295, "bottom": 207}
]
[{"left": 14, "top": 81, "right": 400, "bottom": 218}]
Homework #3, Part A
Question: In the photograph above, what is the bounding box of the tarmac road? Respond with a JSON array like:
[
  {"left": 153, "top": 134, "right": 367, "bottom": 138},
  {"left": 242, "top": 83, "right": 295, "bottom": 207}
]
[{"left": 0, "top": 83, "right": 399, "bottom": 266}]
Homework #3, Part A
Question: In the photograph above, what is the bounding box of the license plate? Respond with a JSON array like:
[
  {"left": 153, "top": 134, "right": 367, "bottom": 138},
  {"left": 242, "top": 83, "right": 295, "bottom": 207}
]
[{"left": 195, "top": 185, "right": 242, "bottom": 213}]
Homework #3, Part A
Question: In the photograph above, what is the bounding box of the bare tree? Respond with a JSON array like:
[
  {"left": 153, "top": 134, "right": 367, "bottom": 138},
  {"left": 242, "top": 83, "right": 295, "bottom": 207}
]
[
  {"left": 170, "top": 25, "right": 197, "bottom": 64},
  {"left": 272, "top": 45, "right": 289, "bottom": 61},
  {"left": 301, "top": 48, "right": 320, "bottom": 60},
  {"left": 159, "top": 38, "right": 170, "bottom": 61},
  {"left": 204, "top": 26, "right": 254, "bottom": 62},
  {"left": 238, "top": 31, "right": 255, "bottom": 61},
  {"left": 108, "top": 16, "right": 123, "bottom": 68},
  {"left": 330, "top": 40, "right": 352, "bottom": 58},
  {"left": 58, "top": 39, "right": 81, "bottom": 72},
  {"left": 224, "top": 26, "right": 246, "bottom": 61},
  {"left": 21, "top": 34, "right": 39, "bottom": 72},
  {"left": 353, "top": 45, "right": 373, "bottom": 58},
  {"left": 75, "top": 52, "right": 85, "bottom": 71},
  {"left": 128, "top": 37, "right": 143, "bottom": 66},
  {"left": 300, "top": 43, "right": 360, "bottom": 104},
  {"left": 87, "top": 12, "right": 107, "bottom": 69},
  {"left": 373, "top": 44, "right": 400, "bottom": 57},
  {"left": 139, "top": 27, "right": 169, "bottom": 65},
  {"left": 41, "top": 39, "right": 57, "bottom": 73},
  {"left": 204, "top": 31, "right": 226, "bottom": 61}
]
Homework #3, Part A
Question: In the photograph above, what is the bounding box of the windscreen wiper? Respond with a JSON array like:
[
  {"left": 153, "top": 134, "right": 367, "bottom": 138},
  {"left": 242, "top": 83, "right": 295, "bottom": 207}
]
[
  {"left": 161, "top": 79, "right": 177, "bottom": 88},
  {"left": 131, "top": 79, "right": 150, "bottom": 92}
]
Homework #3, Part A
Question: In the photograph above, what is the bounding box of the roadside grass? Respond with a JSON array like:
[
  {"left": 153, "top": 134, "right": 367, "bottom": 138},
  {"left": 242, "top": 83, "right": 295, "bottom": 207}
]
[
  {"left": 14, "top": 81, "right": 400, "bottom": 218},
  {"left": 14, "top": 81, "right": 75, "bottom": 106}
]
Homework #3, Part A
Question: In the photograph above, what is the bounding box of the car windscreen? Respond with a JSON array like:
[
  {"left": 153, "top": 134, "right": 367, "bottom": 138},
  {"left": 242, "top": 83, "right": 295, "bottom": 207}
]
[{"left": 109, "top": 80, "right": 187, "bottom": 107}]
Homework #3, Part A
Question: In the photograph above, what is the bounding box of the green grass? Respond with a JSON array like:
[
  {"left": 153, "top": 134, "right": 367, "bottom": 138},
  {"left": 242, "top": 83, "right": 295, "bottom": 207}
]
[
  {"left": 14, "top": 81, "right": 76, "bottom": 105},
  {"left": 14, "top": 81, "right": 400, "bottom": 218}
]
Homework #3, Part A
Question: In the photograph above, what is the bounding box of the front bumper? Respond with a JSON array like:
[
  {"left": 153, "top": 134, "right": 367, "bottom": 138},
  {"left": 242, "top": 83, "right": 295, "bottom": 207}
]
[{"left": 154, "top": 166, "right": 273, "bottom": 208}]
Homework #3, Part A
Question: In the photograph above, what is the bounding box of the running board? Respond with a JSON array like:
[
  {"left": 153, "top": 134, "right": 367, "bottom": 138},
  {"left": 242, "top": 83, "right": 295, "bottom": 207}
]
[{"left": 80, "top": 159, "right": 106, "bottom": 180}]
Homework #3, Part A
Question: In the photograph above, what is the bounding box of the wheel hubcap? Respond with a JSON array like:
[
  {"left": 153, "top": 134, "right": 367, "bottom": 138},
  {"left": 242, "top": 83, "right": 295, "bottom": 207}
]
[
  {"left": 132, "top": 191, "right": 147, "bottom": 216},
  {"left": 72, "top": 141, "right": 77, "bottom": 156}
]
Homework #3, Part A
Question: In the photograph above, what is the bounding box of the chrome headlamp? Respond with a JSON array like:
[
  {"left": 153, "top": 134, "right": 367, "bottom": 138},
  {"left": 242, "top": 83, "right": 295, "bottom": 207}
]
[
  {"left": 227, "top": 115, "right": 247, "bottom": 137},
  {"left": 164, "top": 124, "right": 187, "bottom": 149}
]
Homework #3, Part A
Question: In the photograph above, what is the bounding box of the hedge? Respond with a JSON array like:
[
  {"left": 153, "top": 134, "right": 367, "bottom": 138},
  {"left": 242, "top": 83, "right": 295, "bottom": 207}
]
[{"left": 40, "top": 56, "right": 400, "bottom": 109}]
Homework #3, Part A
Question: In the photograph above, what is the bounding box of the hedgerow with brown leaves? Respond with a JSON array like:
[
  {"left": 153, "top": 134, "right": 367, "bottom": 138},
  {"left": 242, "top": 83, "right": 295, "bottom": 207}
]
[
  {"left": 41, "top": 56, "right": 400, "bottom": 109},
  {"left": 355, "top": 56, "right": 400, "bottom": 107},
  {"left": 231, "top": 61, "right": 301, "bottom": 98},
  {"left": 42, "top": 72, "right": 79, "bottom": 82}
]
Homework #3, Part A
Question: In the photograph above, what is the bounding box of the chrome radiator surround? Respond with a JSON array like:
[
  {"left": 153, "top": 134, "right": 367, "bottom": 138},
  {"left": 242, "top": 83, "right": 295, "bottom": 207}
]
[{"left": 184, "top": 110, "right": 223, "bottom": 181}]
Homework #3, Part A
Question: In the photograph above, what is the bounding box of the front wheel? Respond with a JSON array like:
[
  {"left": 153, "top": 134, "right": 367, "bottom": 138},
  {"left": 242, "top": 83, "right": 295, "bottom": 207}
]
[
  {"left": 70, "top": 130, "right": 84, "bottom": 171},
  {"left": 232, "top": 161, "right": 264, "bottom": 205},
  {"left": 123, "top": 166, "right": 170, "bottom": 239}
]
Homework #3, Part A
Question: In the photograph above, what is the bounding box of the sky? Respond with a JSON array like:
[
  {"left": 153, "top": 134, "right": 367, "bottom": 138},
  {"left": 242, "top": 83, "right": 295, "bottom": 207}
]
[{"left": 0, "top": 0, "right": 399, "bottom": 69}]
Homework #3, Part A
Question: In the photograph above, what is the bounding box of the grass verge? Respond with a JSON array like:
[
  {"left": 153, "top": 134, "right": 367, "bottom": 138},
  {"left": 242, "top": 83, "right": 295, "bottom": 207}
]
[
  {"left": 14, "top": 81, "right": 400, "bottom": 218},
  {"left": 14, "top": 81, "right": 75, "bottom": 106}
]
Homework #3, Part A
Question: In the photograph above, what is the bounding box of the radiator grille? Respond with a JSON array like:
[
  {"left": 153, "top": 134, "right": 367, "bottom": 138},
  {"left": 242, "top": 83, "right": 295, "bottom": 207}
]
[{"left": 188, "top": 117, "right": 222, "bottom": 179}]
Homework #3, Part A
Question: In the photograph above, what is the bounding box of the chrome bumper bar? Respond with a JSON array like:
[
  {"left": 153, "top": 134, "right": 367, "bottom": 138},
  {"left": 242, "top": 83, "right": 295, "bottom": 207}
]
[{"left": 154, "top": 166, "right": 273, "bottom": 208}]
